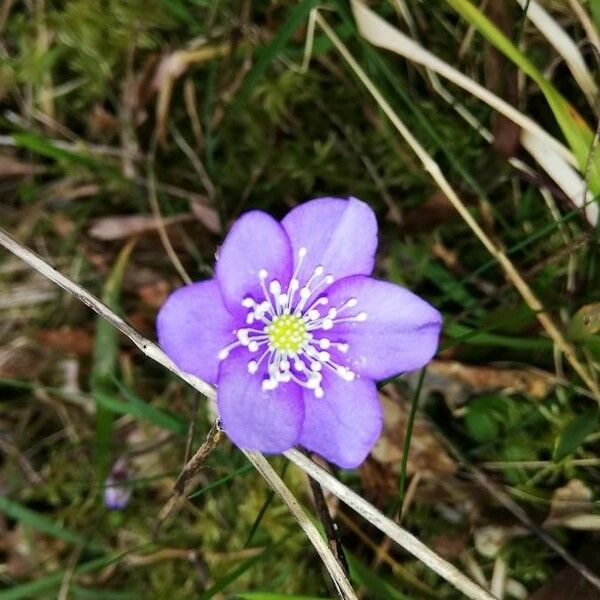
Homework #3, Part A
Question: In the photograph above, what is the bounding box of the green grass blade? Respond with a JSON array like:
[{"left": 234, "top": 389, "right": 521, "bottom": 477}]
[
  {"left": 0, "top": 496, "right": 106, "bottom": 553},
  {"left": 237, "top": 0, "right": 320, "bottom": 102},
  {"left": 444, "top": 0, "right": 600, "bottom": 192},
  {"left": 110, "top": 376, "right": 187, "bottom": 434},
  {"left": 554, "top": 409, "right": 600, "bottom": 461},
  {"left": 197, "top": 545, "right": 274, "bottom": 600},
  {"left": 234, "top": 594, "right": 331, "bottom": 600},
  {"left": 90, "top": 239, "right": 137, "bottom": 478},
  {"left": 0, "top": 551, "right": 129, "bottom": 600},
  {"left": 188, "top": 463, "right": 253, "bottom": 499},
  {"left": 347, "top": 552, "right": 414, "bottom": 600}
]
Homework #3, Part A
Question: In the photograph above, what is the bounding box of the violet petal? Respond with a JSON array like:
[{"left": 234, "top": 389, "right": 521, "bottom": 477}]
[
  {"left": 281, "top": 197, "right": 377, "bottom": 285},
  {"left": 216, "top": 211, "right": 293, "bottom": 316},
  {"left": 217, "top": 348, "right": 304, "bottom": 453},
  {"left": 157, "top": 279, "right": 238, "bottom": 384},
  {"left": 319, "top": 275, "right": 442, "bottom": 379},
  {"left": 299, "top": 371, "right": 381, "bottom": 468}
]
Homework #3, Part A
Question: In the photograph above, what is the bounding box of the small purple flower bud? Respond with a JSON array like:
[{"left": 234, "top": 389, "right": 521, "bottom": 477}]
[{"left": 104, "top": 458, "right": 131, "bottom": 510}]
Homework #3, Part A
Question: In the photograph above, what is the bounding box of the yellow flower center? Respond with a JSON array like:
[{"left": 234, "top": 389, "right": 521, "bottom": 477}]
[{"left": 267, "top": 313, "right": 308, "bottom": 353}]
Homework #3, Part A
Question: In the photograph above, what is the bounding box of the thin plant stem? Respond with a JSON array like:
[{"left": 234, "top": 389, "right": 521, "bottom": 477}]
[{"left": 395, "top": 367, "right": 426, "bottom": 522}]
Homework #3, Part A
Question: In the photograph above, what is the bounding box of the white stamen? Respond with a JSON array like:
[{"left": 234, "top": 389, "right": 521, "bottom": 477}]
[
  {"left": 218, "top": 251, "right": 367, "bottom": 395},
  {"left": 269, "top": 280, "right": 281, "bottom": 295}
]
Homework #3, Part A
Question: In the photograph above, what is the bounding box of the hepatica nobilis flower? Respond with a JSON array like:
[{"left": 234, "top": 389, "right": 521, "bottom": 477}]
[{"left": 157, "top": 197, "right": 442, "bottom": 468}]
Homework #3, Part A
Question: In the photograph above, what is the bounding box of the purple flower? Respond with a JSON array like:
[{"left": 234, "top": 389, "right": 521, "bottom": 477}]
[
  {"left": 157, "top": 197, "right": 442, "bottom": 468},
  {"left": 104, "top": 458, "right": 131, "bottom": 510}
]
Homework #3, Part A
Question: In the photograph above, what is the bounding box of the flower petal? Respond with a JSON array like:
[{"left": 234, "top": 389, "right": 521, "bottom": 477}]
[
  {"left": 216, "top": 211, "right": 293, "bottom": 315},
  {"left": 321, "top": 275, "right": 442, "bottom": 380},
  {"left": 217, "top": 348, "right": 304, "bottom": 453},
  {"left": 157, "top": 280, "right": 238, "bottom": 384},
  {"left": 299, "top": 372, "right": 381, "bottom": 468},
  {"left": 281, "top": 197, "right": 377, "bottom": 285}
]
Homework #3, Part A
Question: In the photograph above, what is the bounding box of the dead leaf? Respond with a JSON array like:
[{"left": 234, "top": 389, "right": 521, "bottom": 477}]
[
  {"left": 88, "top": 213, "right": 192, "bottom": 241},
  {"left": 473, "top": 525, "right": 527, "bottom": 558},
  {"left": 544, "top": 479, "right": 600, "bottom": 530},
  {"left": 529, "top": 566, "right": 600, "bottom": 600},
  {"left": 484, "top": 0, "right": 521, "bottom": 158},
  {"left": 87, "top": 103, "right": 120, "bottom": 140},
  {"left": 36, "top": 327, "right": 94, "bottom": 357},
  {"left": 191, "top": 200, "right": 221, "bottom": 234},
  {"left": 370, "top": 386, "right": 456, "bottom": 475},
  {"left": 151, "top": 44, "right": 230, "bottom": 143},
  {"left": 0, "top": 153, "right": 45, "bottom": 179},
  {"left": 137, "top": 280, "right": 170, "bottom": 309},
  {"left": 410, "top": 360, "right": 557, "bottom": 409},
  {"left": 431, "top": 531, "right": 470, "bottom": 560}
]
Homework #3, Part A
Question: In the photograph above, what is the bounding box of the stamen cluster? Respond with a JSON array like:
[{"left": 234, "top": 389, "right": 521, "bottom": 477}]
[{"left": 218, "top": 247, "right": 367, "bottom": 398}]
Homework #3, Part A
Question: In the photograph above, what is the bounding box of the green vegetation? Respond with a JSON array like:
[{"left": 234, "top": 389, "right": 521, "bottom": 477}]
[{"left": 2, "top": 0, "right": 600, "bottom": 597}]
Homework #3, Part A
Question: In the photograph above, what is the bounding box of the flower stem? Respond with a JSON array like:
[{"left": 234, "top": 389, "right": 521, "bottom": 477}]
[{"left": 395, "top": 367, "right": 426, "bottom": 522}]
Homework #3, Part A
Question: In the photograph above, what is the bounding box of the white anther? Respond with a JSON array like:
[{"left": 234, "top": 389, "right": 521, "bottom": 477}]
[
  {"left": 327, "top": 308, "right": 338, "bottom": 319},
  {"left": 322, "top": 319, "right": 333, "bottom": 330},
  {"left": 269, "top": 280, "right": 281, "bottom": 295},
  {"left": 262, "top": 379, "right": 277, "bottom": 391},
  {"left": 237, "top": 329, "right": 250, "bottom": 344},
  {"left": 278, "top": 294, "right": 288, "bottom": 306},
  {"left": 289, "top": 278, "right": 299, "bottom": 291},
  {"left": 318, "top": 351, "right": 330, "bottom": 362},
  {"left": 319, "top": 338, "right": 331, "bottom": 349},
  {"left": 338, "top": 368, "right": 355, "bottom": 381},
  {"left": 259, "top": 268, "right": 268, "bottom": 280},
  {"left": 280, "top": 360, "right": 291, "bottom": 371},
  {"left": 242, "top": 297, "right": 255, "bottom": 308},
  {"left": 300, "top": 287, "right": 311, "bottom": 299},
  {"left": 218, "top": 349, "right": 229, "bottom": 360},
  {"left": 357, "top": 312, "right": 367, "bottom": 321},
  {"left": 315, "top": 387, "right": 324, "bottom": 399},
  {"left": 298, "top": 247, "right": 307, "bottom": 258},
  {"left": 325, "top": 275, "right": 334, "bottom": 285},
  {"left": 347, "top": 298, "right": 358, "bottom": 308},
  {"left": 314, "top": 265, "right": 324, "bottom": 277},
  {"left": 294, "top": 360, "right": 305, "bottom": 371},
  {"left": 310, "top": 361, "right": 322, "bottom": 371},
  {"left": 305, "top": 378, "right": 317, "bottom": 389},
  {"left": 247, "top": 360, "right": 258, "bottom": 374},
  {"left": 248, "top": 341, "right": 259, "bottom": 352},
  {"left": 246, "top": 314, "right": 255, "bottom": 324},
  {"left": 336, "top": 343, "right": 349, "bottom": 353},
  {"left": 308, "top": 309, "right": 320, "bottom": 321}
]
